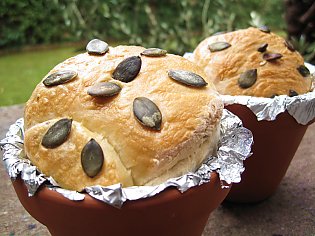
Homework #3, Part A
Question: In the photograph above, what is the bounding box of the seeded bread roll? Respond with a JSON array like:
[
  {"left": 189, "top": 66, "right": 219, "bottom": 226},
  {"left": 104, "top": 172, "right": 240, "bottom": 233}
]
[
  {"left": 24, "top": 43, "right": 223, "bottom": 191},
  {"left": 192, "top": 27, "right": 313, "bottom": 97}
]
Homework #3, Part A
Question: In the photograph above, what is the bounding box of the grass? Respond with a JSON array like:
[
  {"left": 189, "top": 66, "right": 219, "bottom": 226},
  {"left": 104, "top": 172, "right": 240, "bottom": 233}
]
[{"left": 0, "top": 46, "right": 81, "bottom": 106}]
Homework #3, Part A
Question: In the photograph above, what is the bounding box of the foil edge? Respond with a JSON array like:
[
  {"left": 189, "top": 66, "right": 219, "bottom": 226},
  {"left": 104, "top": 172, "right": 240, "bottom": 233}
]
[{"left": 1, "top": 109, "right": 253, "bottom": 208}]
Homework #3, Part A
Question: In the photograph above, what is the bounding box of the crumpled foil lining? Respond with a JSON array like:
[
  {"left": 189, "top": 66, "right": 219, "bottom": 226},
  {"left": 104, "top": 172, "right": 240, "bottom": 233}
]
[
  {"left": 222, "top": 91, "right": 315, "bottom": 125},
  {"left": 1, "top": 109, "right": 253, "bottom": 208},
  {"left": 184, "top": 52, "right": 315, "bottom": 125}
]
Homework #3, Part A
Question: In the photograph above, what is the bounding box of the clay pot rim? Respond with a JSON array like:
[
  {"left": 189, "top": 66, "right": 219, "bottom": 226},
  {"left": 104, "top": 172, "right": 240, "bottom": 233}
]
[{"left": 15, "top": 171, "right": 221, "bottom": 210}]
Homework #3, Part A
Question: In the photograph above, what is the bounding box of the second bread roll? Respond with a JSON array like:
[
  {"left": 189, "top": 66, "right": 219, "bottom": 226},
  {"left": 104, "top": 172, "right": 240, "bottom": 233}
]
[{"left": 192, "top": 27, "right": 312, "bottom": 97}]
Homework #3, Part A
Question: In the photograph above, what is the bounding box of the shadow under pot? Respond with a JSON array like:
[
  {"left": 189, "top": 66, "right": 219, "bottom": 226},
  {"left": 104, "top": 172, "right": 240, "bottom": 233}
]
[
  {"left": 225, "top": 104, "right": 313, "bottom": 203},
  {"left": 12, "top": 172, "right": 230, "bottom": 236}
]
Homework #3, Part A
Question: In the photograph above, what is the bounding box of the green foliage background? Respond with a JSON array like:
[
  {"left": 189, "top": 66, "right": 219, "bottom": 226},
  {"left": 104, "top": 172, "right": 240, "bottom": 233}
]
[{"left": 0, "top": 0, "right": 285, "bottom": 54}]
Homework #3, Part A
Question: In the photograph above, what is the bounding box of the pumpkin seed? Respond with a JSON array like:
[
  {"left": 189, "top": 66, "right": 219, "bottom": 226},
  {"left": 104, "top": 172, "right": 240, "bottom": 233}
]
[
  {"left": 297, "top": 65, "right": 310, "bottom": 77},
  {"left": 112, "top": 56, "right": 142, "bottom": 83},
  {"left": 168, "top": 69, "right": 208, "bottom": 87},
  {"left": 86, "top": 39, "right": 109, "bottom": 55},
  {"left": 284, "top": 40, "right": 295, "bottom": 52},
  {"left": 133, "top": 97, "right": 162, "bottom": 130},
  {"left": 238, "top": 69, "right": 257, "bottom": 88},
  {"left": 87, "top": 82, "right": 121, "bottom": 97},
  {"left": 208, "top": 42, "right": 231, "bottom": 52},
  {"left": 212, "top": 31, "right": 227, "bottom": 36},
  {"left": 141, "top": 48, "right": 167, "bottom": 57},
  {"left": 289, "top": 90, "right": 298, "bottom": 97},
  {"left": 259, "top": 61, "right": 267, "bottom": 66},
  {"left": 263, "top": 53, "right": 283, "bottom": 61},
  {"left": 81, "top": 139, "right": 104, "bottom": 178},
  {"left": 43, "top": 70, "right": 77, "bottom": 87},
  {"left": 258, "top": 25, "right": 270, "bottom": 33},
  {"left": 257, "top": 43, "right": 268, "bottom": 52},
  {"left": 42, "top": 118, "right": 72, "bottom": 148}
]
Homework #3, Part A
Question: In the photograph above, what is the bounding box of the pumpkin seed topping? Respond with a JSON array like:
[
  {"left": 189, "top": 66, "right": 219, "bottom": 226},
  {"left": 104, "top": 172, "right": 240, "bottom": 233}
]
[
  {"left": 284, "top": 40, "right": 295, "bottom": 52},
  {"left": 133, "top": 97, "right": 162, "bottom": 130},
  {"left": 238, "top": 69, "right": 257, "bottom": 88},
  {"left": 257, "top": 43, "right": 268, "bottom": 52},
  {"left": 289, "top": 90, "right": 298, "bottom": 97},
  {"left": 258, "top": 25, "right": 271, "bottom": 33},
  {"left": 43, "top": 70, "right": 77, "bottom": 87},
  {"left": 87, "top": 82, "right": 121, "bottom": 97},
  {"left": 168, "top": 69, "right": 208, "bottom": 87},
  {"left": 42, "top": 118, "right": 72, "bottom": 149},
  {"left": 86, "top": 39, "right": 109, "bottom": 55},
  {"left": 141, "top": 48, "right": 167, "bottom": 57},
  {"left": 263, "top": 53, "right": 283, "bottom": 61},
  {"left": 112, "top": 56, "right": 142, "bottom": 83},
  {"left": 259, "top": 61, "right": 267, "bottom": 66},
  {"left": 212, "top": 31, "right": 227, "bottom": 36},
  {"left": 81, "top": 139, "right": 104, "bottom": 178},
  {"left": 208, "top": 42, "right": 231, "bottom": 52},
  {"left": 297, "top": 65, "right": 310, "bottom": 77}
]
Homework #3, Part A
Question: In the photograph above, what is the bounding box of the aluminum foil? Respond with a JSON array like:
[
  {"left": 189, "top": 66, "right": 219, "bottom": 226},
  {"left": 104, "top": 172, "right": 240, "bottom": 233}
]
[
  {"left": 222, "top": 91, "right": 315, "bottom": 125},
  {"left": 184, "top": 52, "right": 315, "bottom": 125},
  {"left": 1, "top": 109, "right": 253, "bottom": 208}
]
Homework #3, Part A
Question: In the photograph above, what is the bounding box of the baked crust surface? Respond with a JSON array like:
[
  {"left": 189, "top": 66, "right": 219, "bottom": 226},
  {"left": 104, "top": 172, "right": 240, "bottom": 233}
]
[
  {"left": 193, "top": 27, "right": 312, "bottom": 97},
  {"left": 24, "top": 45, "right": 223, "bottom": 191}
]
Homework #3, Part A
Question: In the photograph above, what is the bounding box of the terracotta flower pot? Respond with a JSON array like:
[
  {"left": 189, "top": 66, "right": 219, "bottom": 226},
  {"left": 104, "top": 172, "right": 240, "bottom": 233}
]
[
  {"left": 12, "top": 172, "right": 230, "bottom": 236},
  {"left": 225, "top": 104, "right": 313, "bottom": 203}
]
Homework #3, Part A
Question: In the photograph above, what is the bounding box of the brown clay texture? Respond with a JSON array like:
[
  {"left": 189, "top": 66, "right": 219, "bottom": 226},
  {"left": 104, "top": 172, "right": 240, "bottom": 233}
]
[{"left": 226, "top": 104, "right": 311, "bottom": 203}]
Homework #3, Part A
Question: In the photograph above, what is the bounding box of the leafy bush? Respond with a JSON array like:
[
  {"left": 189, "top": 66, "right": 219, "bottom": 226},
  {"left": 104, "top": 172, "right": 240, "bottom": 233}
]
[
  {"left": 0, "top": 0, "right": 70, "bottom": 49},
  {"left": 1, "top": 0, "right": 285, "bottom": 55}
]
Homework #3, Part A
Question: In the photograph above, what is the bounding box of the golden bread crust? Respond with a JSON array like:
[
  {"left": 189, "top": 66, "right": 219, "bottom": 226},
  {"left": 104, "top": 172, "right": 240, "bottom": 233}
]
[
  {"left": 24, "top": 45, "right": 223, "bottom": 190},
  {"left": 192, "top": 27, "right": 312, "bottom": 97},
  {"left": 25, "top": 120, "right": 132, "bottom": 191}
]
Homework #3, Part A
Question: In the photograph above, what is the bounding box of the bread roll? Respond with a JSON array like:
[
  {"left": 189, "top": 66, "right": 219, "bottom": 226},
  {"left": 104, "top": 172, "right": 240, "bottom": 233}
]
[
  {"left": 192, "top": 27, "right": 312, "bottom": 97},
  {"left": 24, "top": 44, "right": 223, "bottom": 191}
]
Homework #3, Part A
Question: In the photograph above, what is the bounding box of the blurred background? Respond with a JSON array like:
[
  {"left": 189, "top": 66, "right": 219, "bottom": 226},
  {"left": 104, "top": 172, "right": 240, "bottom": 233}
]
[{"left": 0, "top": 0, "right": 314, "bottom": 106}]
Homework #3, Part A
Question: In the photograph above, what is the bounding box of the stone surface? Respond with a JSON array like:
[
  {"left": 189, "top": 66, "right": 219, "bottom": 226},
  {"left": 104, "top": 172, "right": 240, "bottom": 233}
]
[
  {"left": 0, "top": 105, "right": 314, "bottom": 236},
  {"left": 0, "top": 105, "right": 49, "bottom": 235}
]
